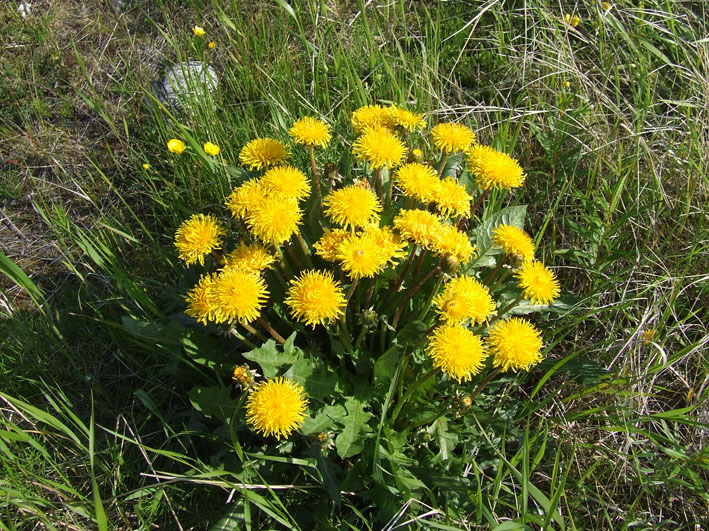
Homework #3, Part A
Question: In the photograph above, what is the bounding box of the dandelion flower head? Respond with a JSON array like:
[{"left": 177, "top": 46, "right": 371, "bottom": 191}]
[
  {"left": 467, "top": 145, "right": 526, "bottom": 190},
  {"left": 336, "top": 232, "right": 387, "bottom": 279},
  {"left": 488, "top": 317, "right": 543, "bottom": 372},
  {"left": 390, "top": 106, "right": 427, "bottom": 132},
  {"left": 289, "top": 117, "right": 332, "bottom": 148},
  {"left": 185, "top": 273, "right": 218, "bottom": 325},
  {"left": 324, "top": 185, "right": 382, "bottom": 229},
  {"left": 433, "top": 177, "right": 471, "bottom": 219},
  {"left": 246, "top": 196, "right": 303, "bottom": 246},
  {"left": 352, "top": 126, "right": 407, "bottom": 169},
  {"left": 246, "top": 377, "right": 309, "bottom": 440},
  {"left": 393, "top": 209, "right": 444, "bottom": 248},
  {"left": 239, "top": 137, "right": 288, "bottom": 170},
  {"left": 284, "top": 270, "right": 346, "bottom": 327},
  {"left": 174, "top": 213, "right": 226, "bottom": 266},
  {"left": 208, "top": 41, "right": 216, "bottom": 49},
  {"left": 314, "top": 228, "right": 349, "bottom": 262},
  {"left": 515, "top": 261, "right": 560, "bottom": 305},
  {"left": 167, "top": 138, "right": 186, "bottom": 154},
  {"left": 493, "top": 225, "right": 535, "bottom": 262},
  {"left": 395, "top": 162, "right": 441, "bottom": 204},
  {"left": 430, "top": 224, "right": 477, "bottom": 264},
  {"left": 193, "top": 26, "right": 206, "bottom": 37},
  {"left": 363, "top": 225, "right": 408, "bottom": 266},
  {"left": 212, "top": 269, "right": 268, "bottom": 324},
  {"left": 351, "top": 105, "right": 396, "bottom": 134},
  {"left": 261, "top": 165, "right": 311, "bottom": 202},
  {"left": 426, "top": 325, "right": 487, "bottom": 383},
  {"left": 226, "top": 179, "right": 268, "bottom": 220},
  {"left": 433, "top": 276, "right": 496, "bottom": 325},
  {"left": 204, "top": 142, "right": 220, "bottom": 156},
  {"left": 223, "top": 242, "right": 275, "bottom": 274},
  {"left": 431, "top": 122, "right": 476, "bottom": 154}
]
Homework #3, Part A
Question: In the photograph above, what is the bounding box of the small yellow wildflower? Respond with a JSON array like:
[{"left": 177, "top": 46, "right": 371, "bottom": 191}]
[
  {"left": 351, "top": 104, "right": 396, "bottom": 134},
  {"left": 142, "top": 163, "right": 150, "bottom": 170},
  {"left": 433, "top": 276, "right": 496, "bottom": 325},
  {"left": 467, "top": 145, "right": 526, "bottom": 190},
  {"left": 564, "top": 14, "right": 581, "bottom": 27},
  {"left": 239, "top": 138, "right": 288, "bottom": 170},
  {"left": 185, "top": 273, "right": 218, "bottom": 325},
  {"left": 393, "top": 209, "right": 444, "bottom": 248},
  {"left": 225, "top": 179, "right": 267, "bottom": 220},
  {"left": 174, "top": 213, "right": 226, "bottom": 266},
  {"left": 563, "top": 80, "right": 571, "bottom": 88},
  {"left": 431, "top": 122, "right": 476, "bottom": 154},
  {"left": 212, "top": 269, "right": 268, "bottom": 324},
  {"left": 324, "top": 185, "right": 382, "bottom": 229},
  {"left": 515, "top": 261, "right": 561, "bottom": 305},
  {"left": 204, "top": 142, "right": 220, "bottom": 156},
  {"left": 289, "top": 117, "right": 332, "bottom": 148},
  {"left": 487, "top": 318, "right": 544, "bottom": 372},
  {"left": 193, "top": 26, "right": 206, "bottom": 37},
  {"left": 641, "top": 329, "right": 657, "bottom": 344},
  {"left": 246, "top": 196, "right": 303, "bottom": 246},
  {"left": 395, "top": 162, "right": 441, "bottom": 204},
  {"left": 167, "top": 138, "right": 186, "bottom": 154},
  {"left": 208, "top": 41, "right": 216, "bottom": 49},
  {"left": 390, "top": 106, "right": 427, "bottom": 132},
  {"left": 284, "top": 270, "right": 346, "bottom": 327},
  {"left": 336, "top": 233, "right": 387, "bottom": 279},
  {"left": 430, "top": 224, "right": 477, "bottom": 264},
  {"left": 601, "top": 2, "right": 611, "bottom": 10},
  {"left": 352, "top": 126, "right": 407, "bottom": 169},
  {"left": 432, "top": 177, "right": 471, "bottom": 219},
  {"left": 222, "top": 242, "right": 275, "bottom": 274},
  {"left": 245, "top": 377, "right": 309, "bottom": 440},
  {"left": 493, "top": 225, "right": 535, "bottom": 262},
  {"left": 426, "top": 325, "right": 488, "bottom": 383},
  {"left": 261, "top": 165, "right": 311, "bottom": 202},
  {"left": 363, "top": 225, "right": 408, "bottom": 266},
  {"left": 232, "top": 364, "right": 259, "bottom": 390},
  {"left": 313, "top": 228, "right": 349, "bottom": 262}
]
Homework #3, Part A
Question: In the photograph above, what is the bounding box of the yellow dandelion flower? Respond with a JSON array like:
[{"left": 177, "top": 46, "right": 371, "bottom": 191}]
[
  {"left": 239, "top": 137, "right": 288, "bottom": 170},
  {"left": 430, "top": 224, "right": 477, "bottom": 264},
  {"left": 289, "top": 117, "right": 332, "bottom": 148},
  {"left": 223, "top": 242, "right": 275, "bottom": 274},
  {"left": 431, "top": 122, "right": 476, "bottom": 154},
  {"left": 193, "top": 26, "right": 206, "bottom": 37},
  {"left": 324, "top": 185, "right": 382, "bottom": 229},
  {"left": 246, "top": 377, "right": 309, "bottom": 440},
  {"left": 393, "top": 209, "right": 444, "bottom": 248},
  {"left": 142, "top": 163, "right": 150, "bottom": 170},
  {"left": 313, "top": 228, "right": 349, "bottom": 262},
  {"left": 174, "top": 213, "right": 226, "bottom": 266},
  {"left": 284, "top": 270, "right": 346, "bottom": 327},
  {"left": 487, "top": 317, "right": 543, "bottom": 372},
  {"left": 232, "top": 364, "right": 258, "bottom": 390},
  {"left": 336, "top": 233, "right": 386, "bottom": 279},
  {"left": 493, "top": 225, "right": 535, "bottom": 262},
  {"left": 351, "top": 104, "right": 396, "bottom": 134},
  {"left": 363, "top": 225, "right": 408, "bottom": 265},
  {"left": 261, "top": 165, "right": 311, "bottom": 201},
  {"left": 433, "top": 276, "right": 496, "bottom": 325},
  {"left": 167, "top": 138, "right": 186, "bottom": 154},
  {"left": 515, "top": 261, "right": 561, "bottom": 305},
  {"left": 411, "top": 148, "right": 424, "bottom": 161},
  {"left": 246, "top": 196, "right": 303, "bottom": 246},
  {"left": 395, "top": 162, "right": 441, "bottom": 203},
  {"left": 208, "top": 41, "right": 216, "bottom": 49},
  {"left": 433, "top": 177, "right": 471, "bottom": 218},
  {"left": 352, "top": 126, "right": 407, "bottom": 169},
  {"left": 426, "top": 325, "right": 487, "bottom": 383},
  {"left": 390, "top": 106, "right": 427, "bottom": 132},
  {"left": 204, "top": 142, "right": 220, "bottom": 156},
  {"left": 212, "top": 269, "right": 268, "bottom": 324},
  {"left": 467, "top": 145, "right": 526, "bottom": 190},
  {"left": 185, "top": 273, "right": 218, "bottom": 325},
  {"left": 225, "top": 179, "right": 268, "bottom": 220}
]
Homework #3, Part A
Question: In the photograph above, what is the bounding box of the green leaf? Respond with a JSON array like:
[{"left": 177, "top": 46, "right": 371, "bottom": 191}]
[
  {"left": 373, "top": 346, "right": 401, "bottom": 388},
  {"left": 286, "top": 361, "right": 337, "bottom": 402},
  {"left": 335, "top": 398, "right": 374, "bottom": 459},
  {"left": 188, "top": 386, "right": 240, "bottom": 423},
  {"left": 242, "top": 340, "right": 300, "bottom": 378},
  {"left": 466, "top": 205, "right": 527, "bottom": 270},
  {"left": 0, "top": 251, "right": 45, "bottom": 309},
  {"left": 301, "top": 404, "right": 347, "bottom": 436}
]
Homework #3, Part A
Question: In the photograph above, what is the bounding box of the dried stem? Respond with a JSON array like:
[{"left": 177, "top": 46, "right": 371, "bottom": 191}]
[{"left": 257, "top": 316, "right": 286, "bottom": 345}]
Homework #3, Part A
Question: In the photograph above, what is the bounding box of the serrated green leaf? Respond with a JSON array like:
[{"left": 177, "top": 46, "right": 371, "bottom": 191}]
[
  {"left": 301, "top": 404, "right": 347, "bottom": 435},
  {"left": 242, "top": 340, "right": 300, "bottom": 378},
  {"left": 335, "top": 398, "right": 374, "bottom": 459},
  {"left": 188, "top": 386, "right": 240, "bottom": 423},
  {"left": 466, "top": 205, "right": 527, "bottom": 271},
  {"left": 373, "top": 346, "right": 401, "bottom": 388}
]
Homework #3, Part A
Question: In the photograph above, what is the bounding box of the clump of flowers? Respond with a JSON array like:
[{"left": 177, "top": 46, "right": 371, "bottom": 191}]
[{"left": 169, "top": 104, "right": 562, "bottom": 454}]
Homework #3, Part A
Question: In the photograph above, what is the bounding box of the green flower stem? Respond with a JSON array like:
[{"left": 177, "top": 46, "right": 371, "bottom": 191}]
[
  {"left": 256, "top": 316, "right": 286, "bottom": 345},
  {"left": 345, "top": 277, "right": 359, "bottom": 306},
  {"left": 284, "top": 241, "right": 305, "bottom": 272},
  {"left": 410, "top": 247, "right": 428, "bottom": 283},
  {"left": 392, "top": 367, "right": 440, "bottom": 425},
  {"left": 354, "top": 326, "right": 368, "bottom": 351},
  {"left": 229, "top": 327, "right": 258, "bottom": 350},
  {"left": 483, "top": 260, "right": 504, "bottom": 286},
  {"left": 379, "top": 321, "right": 388, "bottom": 354},
  {"left": 470, "top": 188, "right": 489, "bottom": 218},
  {"left": 487, "top": 294, "right": 524, "bottom": 327},
  {"left": 392, "top": 244, "right": 418, "bottom": 292},
  {"left": 309, "top": 145, "right": 323, "bottom": 213},
  {"left": 407, "top": 395, "right": 455, "bottom": 429},
  {"left": 386, "top": 165, "right": 394, "bottom": 210},
  {"left": 392, "top": 260, "right": 442, "bottom": 329},
  {"left": 338, "top": 317, "right": 355, "bottom": 356},
  {"left": 437, "top": 152, "right": 451, "bottom": 178},
  {"left": 274, "top": 245, "right": 292, "bottom": 279},
  {"left": 295, "top": 233, "right": 314, "bottom": 269},
  {"left": 468, "top": 369, "right": 500, "bottom": 403},
  {"left": 373, "top": 167, "right": 383, "bottom": 200},
  {"left": 488, "top": 268, "right": 512, "bottom": 293},
  {"left": 269, "top": 266, "right": 288, "bottom": 290},
  {"left": 364, "top": 276, "right": 377, "bottom": 309},
  {"left": 417, "top": 273, "right": 445, "bottom": 321},
  {"left": 240, "top": 322, "right": 268, "bottom": 343}
]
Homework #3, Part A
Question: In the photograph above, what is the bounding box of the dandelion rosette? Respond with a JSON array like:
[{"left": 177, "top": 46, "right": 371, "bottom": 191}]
[
  {"left": 245, "top": 377, "right": 309, "bottom": 440},
  {"left": 426, "top": 325, "right": 488, "bottom": 382},
  {"left": 174, "top": 213, "right": 226, "bottom": 266},
  {"left": 468, "top": 145, "right": 526, "bottom": 190},
  {"left": 212, "top": 269, "right": 268, "bottom": 324},
  {"left": 431, "top": 122, "right": 476, "bottom": 154},
  {"left": 284, "top": 270, "right": 346, "bottom": 327},
  {"left": 324, "top": 185, "right": 382, "bottom": 229},
  {"left": 493, "top": 225, "right": 535, "bottom": 262},
  {"left": 352, "top": 126, "right": 407, "bottom": 169},
  {"left": 515, "top": 261, "right": 560, "bottom": 305},
  {"left": 289, "top": 117, "right": 332, "bottom": 148},
  {"left": 261, "top": 165, "right": 311, "bottom": 201},
  {"left": 433, "top": 276, "right": 496, "bottom": 324},
  {"left": 487, "top": 317, "right": 543, "bottom": 372},
  {"left": 395, "top": 162, "right": 440, "bottom": 204},
  {"left": 239, "top": 137, "right": 288, "bottom": 170},
  {"left": 246, "top": 196, "right": 303, "bottom": 246}
]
